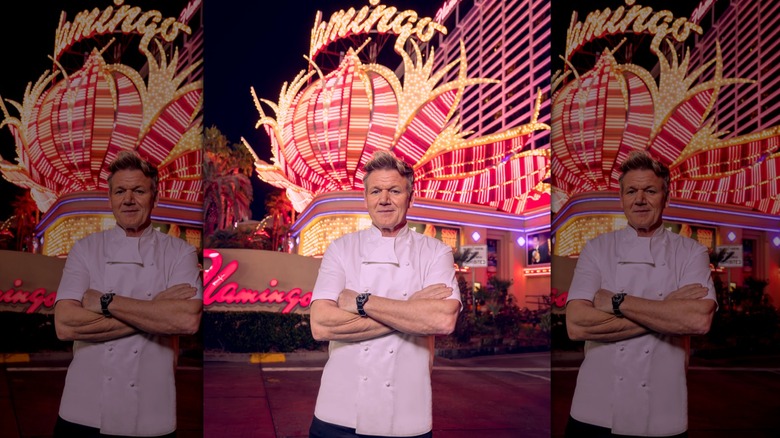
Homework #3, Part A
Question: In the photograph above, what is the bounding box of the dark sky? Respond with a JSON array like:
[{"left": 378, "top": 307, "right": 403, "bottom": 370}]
[{"left": 204, "top": 0, "right": 442, "bottom": 220}]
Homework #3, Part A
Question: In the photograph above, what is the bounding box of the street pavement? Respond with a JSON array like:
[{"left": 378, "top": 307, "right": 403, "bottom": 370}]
[
  {"left": 551, "top": 351, "right": 780, "bottom": 438},
  {"left": 204, "top": 352, "right": 552, "bottom": 438},
  {"left": 1, "top": 355, "right": 203, "bottom": 438},
  {"left": 5, "top": 350, "right": 777, "bottom": 437}
]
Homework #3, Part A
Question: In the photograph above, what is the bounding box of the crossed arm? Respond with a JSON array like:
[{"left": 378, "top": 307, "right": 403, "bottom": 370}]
[
  {"left": 55, "top": 284, "right": 202, "bottom": 341},
  {"left": 565, "top": 241, "right": 716, "bottom": 342},
  {"left": 310, "top": 284, "right": 460, "bottom": 342},
  {"left": 566, "top": 284, "right": 716, "bottom": 342},
  {"left": 54, "top": 241, "right": 202, "bottom": 342}
]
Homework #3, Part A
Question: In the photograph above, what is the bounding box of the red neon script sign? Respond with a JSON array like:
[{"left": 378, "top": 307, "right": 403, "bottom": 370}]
[
  {"left": 1, "top": 279, "right": 57, "bottom": 313},
  {"left": 203, "top": 250, "right": 312, "bottom": 313}
]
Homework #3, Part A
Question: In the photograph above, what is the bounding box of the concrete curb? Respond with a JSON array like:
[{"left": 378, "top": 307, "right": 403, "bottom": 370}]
[{"left": 204, "top": 350, "right": 329, "bottom": 363}]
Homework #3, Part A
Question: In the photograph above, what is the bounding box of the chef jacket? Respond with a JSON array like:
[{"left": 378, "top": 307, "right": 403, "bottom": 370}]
[
  {"left": 55, "top": 226, "right": 201, "bottom": 436},
  {"left": 311, "top": 225, "right": 460, "bottom": 436},
  {"left": 567, "top": 226, "right": 716, "bottom": 436}
]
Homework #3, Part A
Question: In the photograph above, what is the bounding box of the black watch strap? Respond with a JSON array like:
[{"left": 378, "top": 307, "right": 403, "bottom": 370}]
[
  {"left": 612, "top": 292, "right": 626, "bottom": 318},
  {"left": 101, "top": 292, "right": 116, "bottom": 317},
  {"left": 356, "top": 293, "right": 371, "bottom": 317}
]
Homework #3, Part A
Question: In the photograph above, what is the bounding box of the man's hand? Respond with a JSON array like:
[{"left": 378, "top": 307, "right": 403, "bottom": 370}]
[
  {"left": 81, "top": 289, "right": 104, "bottom": 314},
  {"left": 154, "top": 284, "right": 198, "bottom": 301},
  {"left": 593, "top": 288, "right": 615, "bottom": 313},
  {"left": 664, "top": 283, "right": 707, "bottom": 301},
  {"left": 337, "top": 289, "right": 359, "bottom": 314},
  {"left": 409, "top": 284, "right": 452, "bottom": 301}
]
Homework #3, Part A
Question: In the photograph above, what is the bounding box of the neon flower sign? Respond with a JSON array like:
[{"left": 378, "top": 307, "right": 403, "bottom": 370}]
[
  {"left": 553, "top": 6, "right": 780, "bottom": 214},
  {"left": 204, "top": 249, "right": 312, "bottom": 313},
  {"left": 252, "top": 2, "right": 550, "bottom": 215}
]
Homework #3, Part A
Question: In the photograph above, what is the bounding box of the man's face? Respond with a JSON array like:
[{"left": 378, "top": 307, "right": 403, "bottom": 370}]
[
  {"left": 364, "top": 169, "right": 413, "bottom": 237},
  {"left": 620, "top": 169, "right": 667, "bottom": 237},
  {"left": 109, "top": 169, "right": 156, "bottom": 237}
]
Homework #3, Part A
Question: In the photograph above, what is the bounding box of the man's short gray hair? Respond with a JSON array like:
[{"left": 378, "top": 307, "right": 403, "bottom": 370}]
[
  {"left": 618, "top": 150, "right": 670, "bottom": 195},
  {"left": 362, "top": 150, "right": 414, "bottom": 192},
  {"left": 108, "top": 150, "right": 159, "bottom": 194}
]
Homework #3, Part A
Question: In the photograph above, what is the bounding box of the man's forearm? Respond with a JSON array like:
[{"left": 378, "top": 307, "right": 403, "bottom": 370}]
[
  {"left": 618, "top": 295, "right": 715, "bottom": 335},
  {"left": 310, "top": 299, "right": 394, "bottom": 342},
  {"left": 54, "top": 300, "right": 138, "bottom": 342},
  {"left": 362, "top": 295, "right": 460, "bottom": 336},
  {"left": 566, "top": 299, "right": 649, "bottom": 342},
  {"left": 106, "top": 295, "right": 202, "bottom": 336}
]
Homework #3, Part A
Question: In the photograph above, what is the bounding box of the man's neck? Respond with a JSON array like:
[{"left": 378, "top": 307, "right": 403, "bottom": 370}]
[{"left": 119, "top": 222, "right": 151, "bottom": 237}]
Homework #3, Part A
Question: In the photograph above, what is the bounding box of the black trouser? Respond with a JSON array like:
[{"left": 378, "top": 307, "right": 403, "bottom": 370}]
[
  {"left": 53, "top": 416, "right": 177, "bottom": 438},
  {"left": 565, "top": 416, "right": 688, "bottom": 438},
  {"left": 309, "top": 416, "right": 433, "bottom": 438}
]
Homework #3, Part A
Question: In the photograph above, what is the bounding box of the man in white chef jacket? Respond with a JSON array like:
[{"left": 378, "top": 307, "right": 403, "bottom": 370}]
[
  {"left": 309, "top": 150, "right": 461, "bottom": 438},
  {"left": 53, "top": 150, "right": 202, "bottom": 437},
  {"left": 565, "top": 150, "right": 717, "bottom": 437}
]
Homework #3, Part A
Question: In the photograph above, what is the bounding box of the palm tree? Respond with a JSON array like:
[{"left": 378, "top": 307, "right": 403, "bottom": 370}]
[
  {"left": 264, "top": 189, "right": 294, "bottom": 251},
  {"left": 10, "top": 190, "right": 39, "bottom": 252},
  {"left": 202, "top": 126, "right": 255, "bottom": 234}
]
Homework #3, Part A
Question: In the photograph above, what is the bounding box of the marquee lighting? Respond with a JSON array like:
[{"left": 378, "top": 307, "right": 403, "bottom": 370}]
[
  {"left": 253, "top": 17, "right": 551, "bottom": 215},
  {"left": 772, "top": 236, "right": 780, "bottom": 247},
  {"left": 299, "top": 215, "right": 373, "bottom": 257},
  {"left": 516, "top": 236, "right": 526, "bottom": 247},
  {"left": 727, "top": 231, "right": 737, "bottom": 242},
  {"left": 555, "top": 215, "right": 627, "bottom": 257},
  {"left": 553, "top": 17, "right": 780, "bottom": 215},
  {"left": 524, "top": 266, "right": 550, "bottom": 277},
  {"left": 471, "top": 231, "right": 481, "bottom": 242}
]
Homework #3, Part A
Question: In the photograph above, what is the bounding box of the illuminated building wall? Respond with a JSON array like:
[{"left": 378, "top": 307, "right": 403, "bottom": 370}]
[
  {"left": 687, "top": 0, "right": 780, "bottom": 298},
  {"left": 433, "top": 0, "right": 551, "bottom": 149},
  {"left": 689, "top": 0, "right": 780, "bottom": 137}
]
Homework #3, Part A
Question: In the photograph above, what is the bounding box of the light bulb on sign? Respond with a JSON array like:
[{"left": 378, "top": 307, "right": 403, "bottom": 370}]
[
  {"left": 772, "top": 236, "right": 780, "bottom": 247},
  {"left": 516, "top": 236, "right": 526, "bottom": 246},
  {"left": 727, "top": 231, "right": 737, "bottom": 242},
  {"left": 471, "top": 231, "right": 481, "bottom": 242}
]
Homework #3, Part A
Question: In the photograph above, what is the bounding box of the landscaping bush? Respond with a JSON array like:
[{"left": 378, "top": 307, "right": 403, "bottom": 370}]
[
  {"left": 202, "top": 311, "right": 325, "bottom": 353},
  {"left": 0, "top": 312, "right": 68, "bottom": 352}
]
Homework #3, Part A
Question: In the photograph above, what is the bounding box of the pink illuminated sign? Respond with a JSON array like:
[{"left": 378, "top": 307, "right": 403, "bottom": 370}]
[
  {"left": 1, "top": 279, "right": 57, "bottom": 313},
  {"left": 203, "top": 249, "right": 312, "bottom": 313}
]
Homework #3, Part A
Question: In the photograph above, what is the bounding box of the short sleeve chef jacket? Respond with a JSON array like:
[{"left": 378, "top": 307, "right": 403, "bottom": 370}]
[
  {"left": 566, "top": 226, "right": 716, "bottom": 436},
  {"left": 55, "top": 226, "right": 202, "bottom": 436},
  {"left": 311, "top": 225, "right": 460, "bottom": 437}
]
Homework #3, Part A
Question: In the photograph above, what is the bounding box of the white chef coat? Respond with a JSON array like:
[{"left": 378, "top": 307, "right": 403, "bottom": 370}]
[
  {"left": 566, "top": 226, "right": 716, "bottom": 436},
  {"left": 55, "top": 226, "right": 201, "bottom": 436},
  {"left": 311, "top": 225, "right": 460, "bottom": 436}
]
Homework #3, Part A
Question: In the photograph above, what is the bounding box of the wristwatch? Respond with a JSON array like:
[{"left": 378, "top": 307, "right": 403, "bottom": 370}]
[
  {"left": 356, "top": 293, "right": 371, "bottom": 317},
  {"left": 100, "top": 292, "right": 116, "bottom": 317},
  {"left": 612, "top": 292, "right": 627, "bottom": 318}
]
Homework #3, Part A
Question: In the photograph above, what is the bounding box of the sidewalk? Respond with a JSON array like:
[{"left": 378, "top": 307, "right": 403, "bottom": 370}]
[
  {"left": 204, "top": 351, "right": 551, "bottom": 438},
  {"left": 551, "top": 350, "right": 780, "bottom": 438}
]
